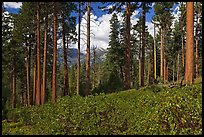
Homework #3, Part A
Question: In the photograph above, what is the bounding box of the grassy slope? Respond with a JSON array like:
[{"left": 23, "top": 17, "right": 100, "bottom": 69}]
[{"left": 2, "top": 82, "right": 202, "bottom": 135}]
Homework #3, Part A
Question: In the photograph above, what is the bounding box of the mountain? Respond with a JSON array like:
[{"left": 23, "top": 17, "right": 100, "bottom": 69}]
[{"left": 57, "top": 47, "right": 107, "bottom": 66}]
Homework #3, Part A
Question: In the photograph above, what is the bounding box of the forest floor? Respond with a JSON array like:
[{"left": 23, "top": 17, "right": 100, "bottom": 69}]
[{"left": 2, "top": 77, "right": 202, "bottom": 135}]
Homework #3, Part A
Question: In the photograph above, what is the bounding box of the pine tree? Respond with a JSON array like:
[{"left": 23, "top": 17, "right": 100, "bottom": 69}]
[
  {"left": 36, "top": 2, "right": 41, "bottom": 105},
  {"left": 194, "top": 2, "right": 202, "bottom": 79},
  {"left": 85, "top": 2, "right": 91, "bottom": 96},
  {"left": 41, "top": 3, "right": 48, "bottom": 105},
  {"left": 76, "top": 2, "right": 81, "bottom": 96},
  {"left": 153, "top": 2, "right": 174, "bottom": 82},
  {"left": 52, "top": 3, "right": 58, "bottom": 103},
  {"left": 185, "top": 2, "right": 194, "bottom": 85},
  {"left": 99, "top": 2, "right": 139, "bottom": 89}
]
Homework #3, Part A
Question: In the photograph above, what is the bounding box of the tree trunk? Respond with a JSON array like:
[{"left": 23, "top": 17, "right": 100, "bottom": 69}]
[
  {"left": 12, "top": 58, "right": 16, "bottom": 109},
  {"left": 93, "top": 46, "right": 96, "bottom": 89},
  {"left": 26, "top": 39, "right": 30, "bottom": 107},
  {"left": 141, "top": 2, "right": 146, "bottom": 87},
  {"left": 177, "top": 52, "right": 180, "bottom": 83},
  {"left": 124, "top": 2, "right": 131, "bottom": 89},
  {"left": 185, "top": 2, "right": 194, "bottom": 85},
  {"left": 76, "top": 2, "right": 81, "bottom": 96},
  {"left": 20, "top": 91, "right": 24, "bottom": 106},
  {"left": 167, "top": 64, "right": 168, "bottom": 82},
  {"left": 164, "top": 55, "right": 168, "bottom": 84},
  {"left": 139, "top": 31, "right": 142, "bottom": 87},
  {"left": 163, "top": 54, "right": 166, "bottom": 83},
  {"left": 160, "top": 28, "right": 164, "bottom": 80},
  {"left": 66, "top": 37, "right": 70, "bottom": 96},
  {"left": 85, "top": 2, "right": 91, "bottom": 96},
  {"left": 147, "top": 58, "right": 150, "bottom": 85},
  {"left": 22, "top": 82, "right": 27, "bottom": 107},
  {"left": 120, "top": 66, "right": 124, "bottom": 83},
  {"left": 153, "top": 23, "right": 157, "bottom": 81},
  {"left": 52, "top": 6, "right": 57, "bottom": 103},
  {"left": 181, "top": 34, "right": 184, "bottom": 68},
  {"left": 62, "top": 12, "right": 70, "bottom": 96},
  {"left": 33, "top": 44, "right": 37, "bottom": 105},
  {"left": 36, "top": 2, "right": 41, "bottom": 105},
  {"left": 195, "top": 18, "right": 199, "bottom": 79},
  {"left": 173, "top": 60, "right": 175, "bottom": 83},
  {"left": 41, "top": 8, "right": 48, "bottom": 105}
]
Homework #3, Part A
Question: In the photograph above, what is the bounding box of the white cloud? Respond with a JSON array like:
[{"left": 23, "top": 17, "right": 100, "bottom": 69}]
[
  {"left": 4, "top": 2, "right": 22, "bottom": 9},
  {"left": 70, "top": 9, "right": 155, "bottom": 53}
]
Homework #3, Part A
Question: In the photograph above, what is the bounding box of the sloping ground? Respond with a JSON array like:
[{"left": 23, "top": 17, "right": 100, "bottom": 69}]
[{"left": 2, "top": 83, "right": 202, "bottom": 135}]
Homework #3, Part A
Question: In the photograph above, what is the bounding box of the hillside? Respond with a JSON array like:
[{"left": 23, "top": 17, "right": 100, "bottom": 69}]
[
  {"left": 57, "top": 47, "right": 107, "bottom": 65},
  {"left": 2, "top": 83, "right": 202, "bottom": 135}
]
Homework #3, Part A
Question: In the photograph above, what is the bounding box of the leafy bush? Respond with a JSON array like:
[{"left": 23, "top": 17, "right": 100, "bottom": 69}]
[{"left": 3, "top": 83, "right": 202, "bottom": 135}]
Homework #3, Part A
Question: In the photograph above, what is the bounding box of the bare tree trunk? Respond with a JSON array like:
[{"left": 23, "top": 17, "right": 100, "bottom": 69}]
[
  {"left": 141, "top": 2, "right": 146, "bottom": 87},
  {"left": 195, "top": 19, "right": 199, "bottom": 79},
  {"left": 181, "top": 34, "right": 184, "bottom": 68},
  {"left": 120, "top": 66, "right": 124, "bottom": 83},
  {"left": 173, "top": 60, "right": 175, "bottom": 83},
  {"left": 66, "top": 37, "right": 70, "bottom": 96},
  {"left": 177, "top": 52, "right": 180, "bottom": 83},
  {"left": 147, "top": 58, "right": 150, "bottom": 85},
  {"left": 22, "top": 82, "right": 27, "bottom": 107},
  {"left": 62, "top": 12, "right": 70, "bottom": 96},
  {"left": 41, "top": 7, "right": 48, "bottom": 105},
  {"left": 85, "top": 2, "right": 91, "bottom": 96},
  {"left": 93, "top": 46, "right": 96, "bottom": 89},
  {"left": 167, "top": 64, "right": 168, "bottom": 82},
  {"left": 164, "top": 54, "right": 166, "bottom": 83},
  {"left": 52, "top": 5, "right": 57, "bottom": 103},
  {"left": 76, "top": 2, "right": 81, "bottom": 96},
  {"left": 124, "top": 2, "right": 131, "bottom": 89},
  {"left": 24, "top": 92, "right": 27, "bottom": 107},
  {"left": 20, "top": 91, "right": 24, "bottom": 106},
  {"left": 139, "top": 32, "right": 142, "bottom": 87},
  {"left": 153, "top": 23, "right": 157, "bottom": 81},
  {"left": 160, "top": 28, "right": 164, "bottom": 80},
  {"left": 36, "top": 2, "right": 41, "bottom": 105},
  {"left": 185, "top": 2, "right": 194, "bottom": 85},
  {"left": 164, "top": 55, "right": 168, "bottom": 84},
  {"left": 25, "top": 38, "right": 30, "bottom": 107},
  {"left": 12, "top": 59, "right": 16, "bottom": 109},
  {"left": 33, "top": 45, "right": 37, "bottom": 105}
]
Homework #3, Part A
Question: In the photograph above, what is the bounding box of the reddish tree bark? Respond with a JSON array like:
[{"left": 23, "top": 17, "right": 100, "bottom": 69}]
[
  {"left": 41, "top": 7, "right": 48, "bottom": 105},
  {"left": 153, "top": 23, "right": 157, "bottom": 81},
  {"left": 164, "top": 55, "right": 168, "bottom": 83},
  {"left": 52, "top": 5, "right": 57, "bottom": 103},
  {"left": 177, "top": 52, "right": 180, "bottom": 83},
  {"left": 160, "top": 28, "right": 164, "bottom": 79},
  {"left": 33, "top": 44, "right": 37, "bottom": 105},
  {"left": 185, "top": 2, "right": 194, "bottom": 85},
  {"left": 181, "top": 34, "right": 184, "bottom": 68},
  {"left": 124, "top": 2, "right": 131, "bottom": 89},
  {"left": 76, "top": 2, "right": 81, "bottom": 96},
  {"left": 36, "top": 2, "right": 41, "bottom": 105}
]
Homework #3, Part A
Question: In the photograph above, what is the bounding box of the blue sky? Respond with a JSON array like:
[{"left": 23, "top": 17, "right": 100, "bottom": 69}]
[
  {"left": 4, "top": 2, "right": 179, "bottom": 23},
  {"left": 3, "top": 2, "right": 179, "bottom": 51}
]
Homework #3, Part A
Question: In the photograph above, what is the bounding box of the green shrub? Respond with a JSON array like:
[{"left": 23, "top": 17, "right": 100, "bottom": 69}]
[{"left": 2, "top": 83, "right": 202, "bottom": 135}]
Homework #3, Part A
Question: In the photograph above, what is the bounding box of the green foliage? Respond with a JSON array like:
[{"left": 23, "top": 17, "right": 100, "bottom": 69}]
[{"left": 3, "top": 83, "right": 202, "bottom": 135}]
